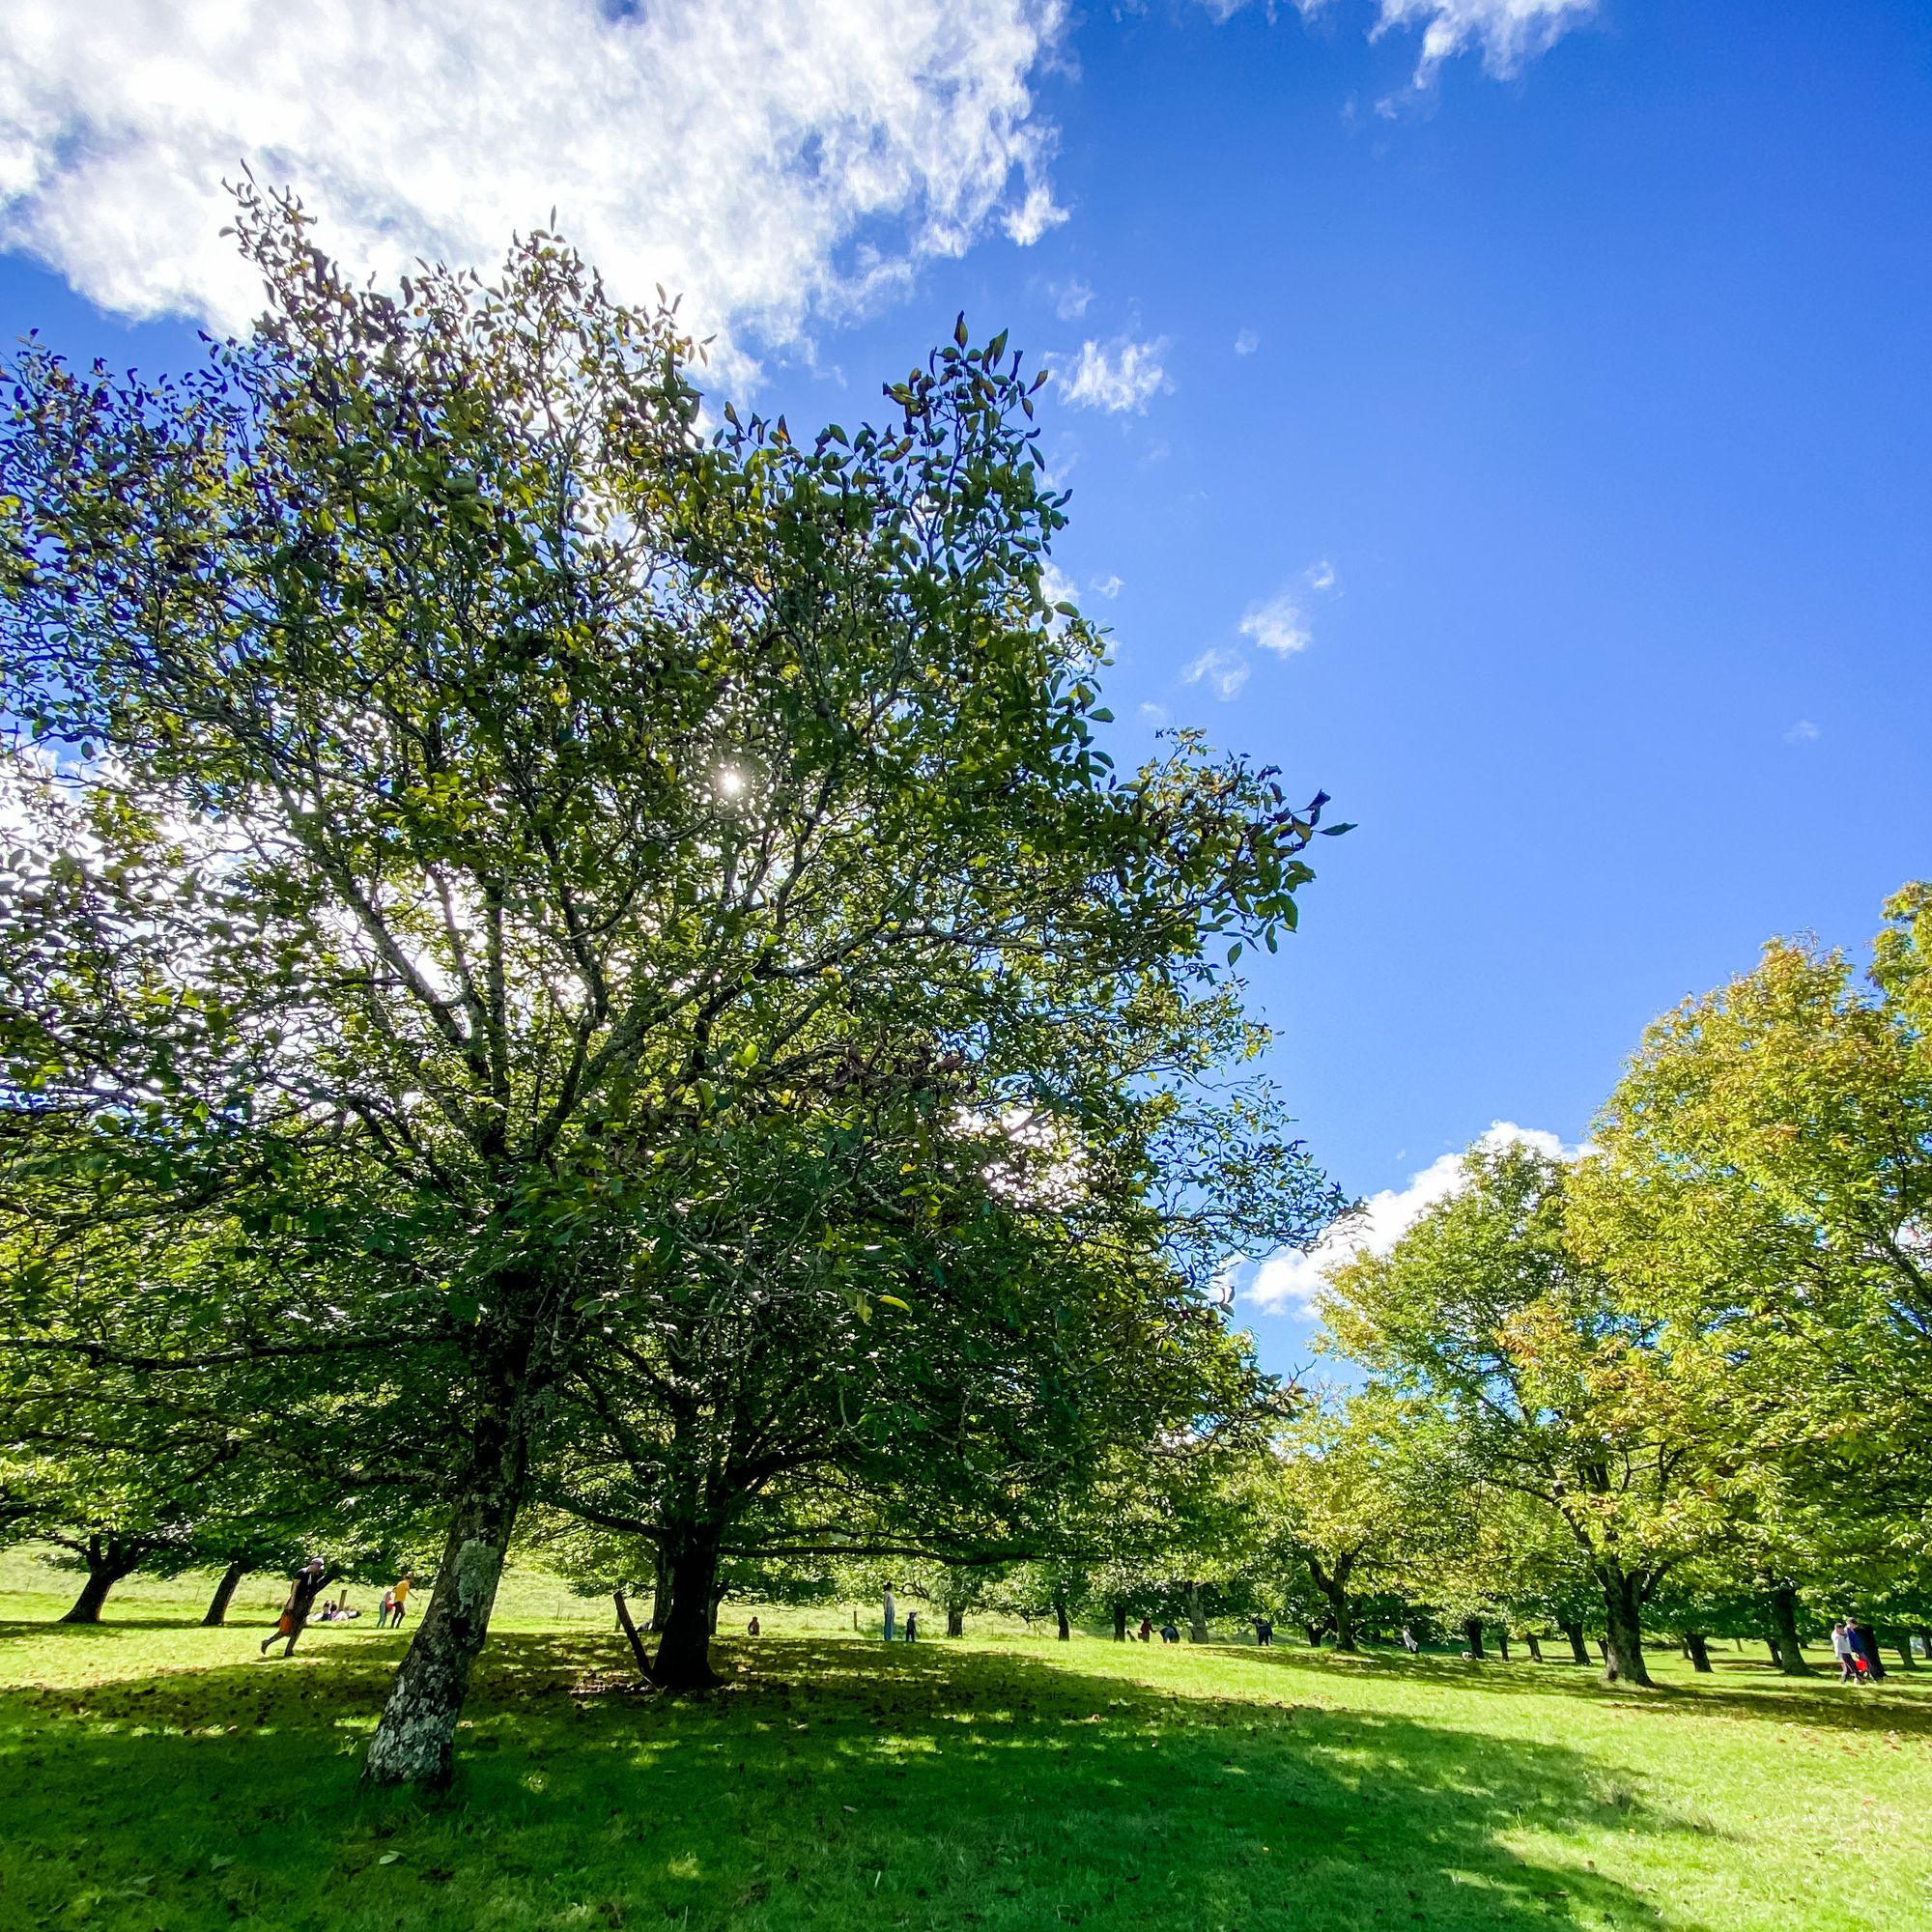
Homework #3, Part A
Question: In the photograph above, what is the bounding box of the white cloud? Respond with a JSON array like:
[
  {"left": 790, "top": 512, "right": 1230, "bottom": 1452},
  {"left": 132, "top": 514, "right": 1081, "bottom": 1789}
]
[
  {"left": 1051, "top": 277, "right": 1094, "bottom": 321},
  {"left": 1090, "top": 573, "right": 1122, "bottom": 599},
  {"left": 1304, "top": 557, "right": 1336, "bottom": 590},
  {"left": 1245, "top": 1122, "right": 1586, "bottom": 1314},
  {"left": 1183, "top": 647, "right": 1250, "bottom": 701},
  {"left": 1234, "top": 327, "right": 1260, "bottom": 355},
  {"left": 1038, "top": 561, "right": 1080, "bottom": 606},
  {"left": 1784, "top": 719, "right": 1821, "bottom": 744},
  {"left": 1005, "top": 181, "right": 1069, "bottom": 246},
  {"left": 1138, "top": 700, "right": 1169, "bottom": 724},
  {"left": 1369, "top": 0, "right": 1597, "bottom": 80},
  {"left": 0, "top": 0, "right": 1066, "bottom": 371},
  {"left": 1059, "top": 335, "right": 1171, "bottom": 413},
  {"left": 1215, "top": 0, "right": 1594, "bottom": 82},
  {"left": 1238, "top": 591, "right": 1313, "bottom": 658}
]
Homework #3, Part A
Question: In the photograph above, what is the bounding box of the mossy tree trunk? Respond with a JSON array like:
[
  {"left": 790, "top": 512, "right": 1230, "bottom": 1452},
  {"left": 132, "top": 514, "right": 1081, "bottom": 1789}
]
[{"left": 201, "top": 1559, "right": 248, "bottom": 1628}]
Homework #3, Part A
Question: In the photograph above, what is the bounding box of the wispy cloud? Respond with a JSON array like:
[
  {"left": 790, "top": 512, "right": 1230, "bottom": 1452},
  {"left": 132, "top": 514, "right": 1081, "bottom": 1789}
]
[
  {"left": 1240, "top": 0, "right": 1596, "bottom": 81},
  {"left": 1784, "top": 719, "right": 1821, "bottom": 744},
  {"left": 1139, "top": 700, "right": 1170, "bottom": 724},
  {"left": 1091, "top": 573, "right": 1123, "bottom": 599},
  {"left": 1304, "top": 558, "right": 1336, "bottom": 591},
  {"left": 1059, "top": 336, "right": 1171, "bottom": 413},
  {"left": 1183, "top": 647, "right": 1251, "bottom": 701},
  {"left": 1245, "top": 1122, "right": 1587, "bottom": 1314},
  {"left": 1234, "top": 327, "right": 1260, "bottom": 356},
  {"left": 1238, "top": 591, "right": 1313, "bottom": 658},
  {"left": 0, "top": 0, "right": 1066, "bottom": 373},
  {"left": 1051, "top": 278, "right": 1094, "bottom": 321},
  {"left": 1367, "top": 0, "right": 1598, "bottom": 80}
]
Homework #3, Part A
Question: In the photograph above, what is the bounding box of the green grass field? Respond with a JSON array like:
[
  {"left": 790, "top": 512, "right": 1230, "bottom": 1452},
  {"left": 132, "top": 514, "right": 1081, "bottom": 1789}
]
[{"left": 3, "top": 1556, "right": 1928, "bottom": 1931}]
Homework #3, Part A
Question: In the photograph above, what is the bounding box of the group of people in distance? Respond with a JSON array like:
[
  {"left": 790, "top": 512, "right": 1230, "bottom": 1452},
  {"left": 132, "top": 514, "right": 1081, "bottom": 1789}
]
[
  {"left": 1832, "top": 1617, "right": 1887, "bottom": 1684},
  {"left": 256, "top": 1557, "right": 413, "bottom": 1659}
]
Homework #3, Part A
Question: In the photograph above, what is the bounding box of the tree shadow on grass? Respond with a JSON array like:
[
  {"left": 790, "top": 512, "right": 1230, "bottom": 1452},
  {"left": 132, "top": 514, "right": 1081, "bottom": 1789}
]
[
  {"left": 1227, "top": 1640, "right": 1932, "bottom": 1741},
  {"left": 0, "top": 1628, "right": 1723, "bottom": 1932}
]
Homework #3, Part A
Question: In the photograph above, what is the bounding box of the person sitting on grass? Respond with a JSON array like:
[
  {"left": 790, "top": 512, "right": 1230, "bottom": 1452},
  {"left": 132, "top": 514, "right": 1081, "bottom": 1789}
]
[{"left": 1159, "top": 1623, "right": 1179, "bottom": 1645}]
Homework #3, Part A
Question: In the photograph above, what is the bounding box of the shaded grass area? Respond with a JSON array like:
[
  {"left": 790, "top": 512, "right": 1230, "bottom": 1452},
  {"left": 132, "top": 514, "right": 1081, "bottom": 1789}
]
[{"left": 2, "top": 1604, "right": 1930, "bottom": 1932}]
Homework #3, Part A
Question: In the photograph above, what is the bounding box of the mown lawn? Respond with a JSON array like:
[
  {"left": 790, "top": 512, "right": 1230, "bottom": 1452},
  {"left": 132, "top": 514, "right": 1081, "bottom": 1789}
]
[{"left": 2, "top": 1579, "right": 1928, "bottom": 1931}]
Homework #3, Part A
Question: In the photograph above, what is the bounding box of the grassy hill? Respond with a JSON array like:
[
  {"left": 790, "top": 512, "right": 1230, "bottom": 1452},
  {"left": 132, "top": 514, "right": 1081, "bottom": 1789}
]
[{"left": 1, "top": 1577, "right": 1927, "bottom": 1931}]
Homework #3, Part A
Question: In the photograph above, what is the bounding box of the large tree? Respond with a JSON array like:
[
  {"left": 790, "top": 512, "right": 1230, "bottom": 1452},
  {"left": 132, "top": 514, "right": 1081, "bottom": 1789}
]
[
  {"left": 0, "top": 191, "right": 1345, "bottom": 1783},
  {"left": 1569, "top": 891, "right": 1932, "bottom": 1550},
  {"left": 1321, "top": 1142, "right": 1729, "bottom": 1686}
]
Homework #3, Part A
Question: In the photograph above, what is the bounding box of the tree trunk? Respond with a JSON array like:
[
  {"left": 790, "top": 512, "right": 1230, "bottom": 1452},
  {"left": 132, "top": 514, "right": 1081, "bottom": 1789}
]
[
  {"left": 1523, "top": 1632, "right": 1543, "bottom": 1662},
  {"left": 60, "top": 1562, "right": 126, "bottom": 1625},
  {"left": 1463, "top": 1617, "right": 1486, "bottom": 1661},
  {"left": 708, "top": 1581, "right": 725, "bottom": 1636},
  {"left": 646, "top": 1544, "right": 669, "bottom": 1633},
  {"left": 1187, "top": 1580, "right": 1208, "bottom": 1644},
  {"left": 362, "top": 1302, "right": 550, "bottom": 1788},
  {"left": 947, "top": 1605, "right": 964, "bottom": 1638},
  {"left": 1495, "top": 1627, "right": 1512, "bottom": 1662},
  {"left": 1307, "top": 1553, "right": 1356, "bottom": 1652},
  {"left": 1302, "top": 1621, "right": 1327, "bottom": 1647},
  {"left": 1600, "top": 1566, "right": 1651, "bottom": 1687},
  {"left": 1561, "top": 1621, "right": 1589, "bottom": 1664},
  {"left": 201, "top": 1559, "right": 248, "bottom": 1628},
  {"left": 1766, "top": 1582, "right": 1813, "bottom": 1677},
  {"left": 649, "top": 1524, "right": 723, "bottom": 1692},
  {"left": 1892, "top": 1633, "right": 1918, "bottom": 1672},
  {"left": 1917, "top": 1627, "right": 1932, "bottom": 1663},
  {"left": 1684, "top": 1632, "right": 1713, "bottom": 1674},
  {"left": 1112, "top": 1600, "right": 1127, "bottom": 1642},
  {"left": 612, "top": 1589, "right": 653, "bottom": 1680},
  {"left": 1053, "top": 1587, "right": 1071, "bottom": 1642}
]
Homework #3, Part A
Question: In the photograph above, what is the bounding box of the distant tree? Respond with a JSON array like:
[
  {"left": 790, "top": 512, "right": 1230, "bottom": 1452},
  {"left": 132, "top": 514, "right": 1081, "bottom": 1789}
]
[
  {"left": 1570, "top": 888, "right": 1932, "bottom": 1590},
  {"left": 1321, "top": 1142, "right": 1732, "bottom": 1687}
]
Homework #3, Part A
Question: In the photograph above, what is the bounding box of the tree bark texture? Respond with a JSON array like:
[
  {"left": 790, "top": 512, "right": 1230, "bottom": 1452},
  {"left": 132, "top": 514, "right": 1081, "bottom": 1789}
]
[
  {"left": 650, "top": 1524, "right": 724, "bottom": 1692},
  {"left": 1463, "top": 1617, "right": 1486, "bottom": 1661},
  {"left": 362, "top": 1292, "right": 554, "bottom": 1787},
  {"left": 1053, "top": 1587, "right": 1071, "bottom": 1641},
  {"left": 612, "top": 1589, "right": 653, "bottom": 1681},
  {"left": 1523, "top": 1632, "right": 1543, "bottom": 1662},
  {"left": 1562, "top": 1622, "right": 1590, "bottom": 1664},
  {"left": 1892, "top": 1633, "right": 1918, "bottom": 1671},
  {"left": 1187, "top": 1580, "right": 1208, "bottom": 1644},
  {"left": 59, "top": 1538, "right": 138, "bottom": 1625},
  {"left": 948, "top": 1606, "right": 965, "bottom": 1638},
  {"left": 202, "top": 1559, "right": 248, "bottom": 1628},
  {"left": 1599, "top": 1566, "right": 1651, "bottom": 1687},
  {"left": 1766, "top": 1582, "right": 1813, "bottom": 1677},
  {"left": 1684, "top": 1632, "right": 1713, "bottom": 1674},
  {"left": 1112, "top": 1600, "right": 1127, "bottom": 1642},
  {"left": 1495, "top": 1628, "right": 1511, "bottom": 1662}
]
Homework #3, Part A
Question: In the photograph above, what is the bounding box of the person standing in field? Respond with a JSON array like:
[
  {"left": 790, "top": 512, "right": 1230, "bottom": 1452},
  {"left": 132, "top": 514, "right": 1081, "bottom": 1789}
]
[
  {"left": 260, "top": 1555, "right": 328, "bottom": 1658},
  {"left": 1832, "top": 1620, "right": 1858, "bottom": 1683},
  {"left": 1849, "top": 1617, "right": 1885, "bottom": 1681},
  {"left": 386, "top": 1575, "right": 413, "bottom": 1629},
  {"left": 904, "top": 1609, "right": 918, "bottom": 1642},
  {"left": 883, "top": 1585, "right": 896, "bottom": 1643}
]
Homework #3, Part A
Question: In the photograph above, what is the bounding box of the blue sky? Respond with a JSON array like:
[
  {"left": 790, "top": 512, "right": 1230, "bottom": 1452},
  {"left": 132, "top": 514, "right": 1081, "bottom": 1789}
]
[{"left": 3, "top": 0, "right": 1927, "bottom": 1374}]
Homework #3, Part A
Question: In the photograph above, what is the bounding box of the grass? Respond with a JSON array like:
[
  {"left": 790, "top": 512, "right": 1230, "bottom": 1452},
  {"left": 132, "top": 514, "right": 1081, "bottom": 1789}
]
[{"left": 3, "top": 1563, "right": 1930, "bottom": 1930}]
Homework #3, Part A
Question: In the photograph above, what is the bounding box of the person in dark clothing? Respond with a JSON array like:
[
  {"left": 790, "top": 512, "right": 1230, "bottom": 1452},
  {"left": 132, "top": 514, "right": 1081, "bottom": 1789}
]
[
  {"left": 260, "top": 1556, "right": 328, "bottom": 1658},
  {"left": 1849, "top": 1618, "right": 1887, "bottom": 1681},
  {"left": 903, "top": 1610, "right": 918, "bottom": 1642},
  {"left": 1136, "top": 1618, "right": 1153, "bottom": 1642},
  {"left": 1252, "top": 1617, "right": 1274, "bottom": 1647},
  {"left": 1159, "top": 1623, "right": 1179, "bottom": 1645}
]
